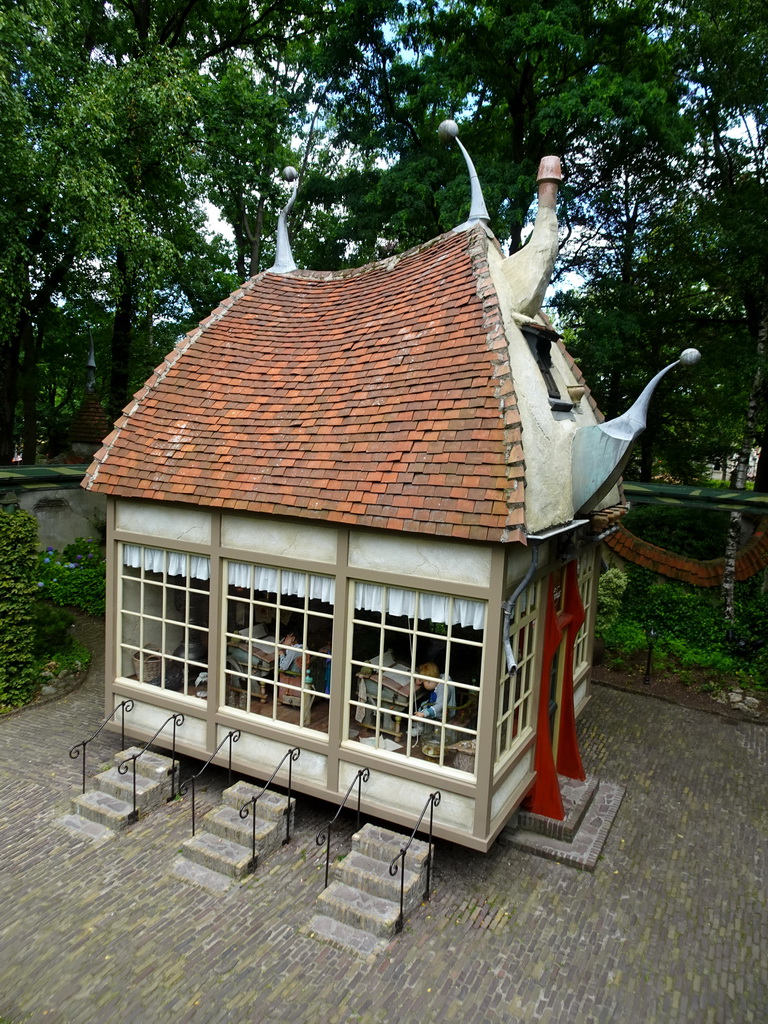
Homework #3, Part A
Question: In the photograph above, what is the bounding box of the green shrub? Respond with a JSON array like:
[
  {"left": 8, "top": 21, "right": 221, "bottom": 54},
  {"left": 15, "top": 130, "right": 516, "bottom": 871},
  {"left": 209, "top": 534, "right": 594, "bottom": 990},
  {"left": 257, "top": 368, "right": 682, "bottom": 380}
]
[
  {"left": 599, "top": 564, "right": 768, "bottom": 689},
  {"left": 29, "top": 601, "right": 75, "bottom": 656},
  {"left": 596, "top": 567, "right": 628, "bottom": 634},
  {"left": 600, "top": 618, "right": 648, "bottom": 655},
  {"left": 622, "top": 505, "right": 730, "bottom": 561},
  {"left": 37, "top": 537, "right": 106, "bottom": 615},
  {"left": 0, "top": 510, "right": 39, "bottom": 707}
]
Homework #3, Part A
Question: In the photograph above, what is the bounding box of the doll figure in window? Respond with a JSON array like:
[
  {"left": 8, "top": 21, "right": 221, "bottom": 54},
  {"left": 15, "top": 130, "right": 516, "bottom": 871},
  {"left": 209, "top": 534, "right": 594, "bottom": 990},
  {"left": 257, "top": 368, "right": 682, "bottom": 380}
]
[
  {"left": 164, "top": 631, "right": 208, "bottom": 692},
  {"left": 411, "top": 662, "right": 455, "bottom": 737}
]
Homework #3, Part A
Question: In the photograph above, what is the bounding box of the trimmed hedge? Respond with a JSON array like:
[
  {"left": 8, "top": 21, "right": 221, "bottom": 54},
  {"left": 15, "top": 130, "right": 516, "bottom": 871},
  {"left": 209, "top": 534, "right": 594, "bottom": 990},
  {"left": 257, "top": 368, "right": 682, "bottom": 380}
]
[{"left": 0, "top": 510, "right": 39, "bottom": 707}]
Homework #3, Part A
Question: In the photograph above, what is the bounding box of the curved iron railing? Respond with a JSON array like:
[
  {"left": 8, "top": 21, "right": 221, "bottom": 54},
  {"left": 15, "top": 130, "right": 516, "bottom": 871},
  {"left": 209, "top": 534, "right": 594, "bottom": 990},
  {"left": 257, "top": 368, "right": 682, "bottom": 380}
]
[
  {"left": 117, "top": 712, "right": 185, "bottom": 815},
  {"left": 389, "top": 790, "right": 441, "bottom": 933},
  {"left": 315, "top": 767, "right": 370, "bottom": 890},
  {"left": 69, "top": 699, "right": 134, "bottom": 794},
  {"left": 179, "top": 729, "right": 240, "bottom": 836},
  {"left": 239, "top": 747, "right": 301, "bottom": 866}
]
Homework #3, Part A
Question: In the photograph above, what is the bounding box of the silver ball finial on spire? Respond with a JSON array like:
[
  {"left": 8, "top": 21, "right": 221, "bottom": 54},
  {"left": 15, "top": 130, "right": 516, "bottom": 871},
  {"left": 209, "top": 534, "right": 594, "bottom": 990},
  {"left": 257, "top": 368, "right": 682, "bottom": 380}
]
[
  {"left": 679, "top": 348, "right": 701, "bottom": 366},
  {"left": 438, "top": 119, "right": 459, "bottom": 144},
  {"left": 283, "top": 166, "right": 299, "bottom": 182}
]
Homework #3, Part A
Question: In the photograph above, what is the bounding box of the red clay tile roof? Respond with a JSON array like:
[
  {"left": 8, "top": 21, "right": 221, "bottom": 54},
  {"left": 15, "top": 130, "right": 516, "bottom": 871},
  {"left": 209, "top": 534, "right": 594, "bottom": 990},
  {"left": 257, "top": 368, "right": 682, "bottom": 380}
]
[
  {"left": 605, "top": 518, "right": 768, "bottom": 586},
  {"left": 84, "top": 227, "right": 526, "bottom": 543},
  {"left": 67, "top": 393, "right": 112, "bottom": 444}
]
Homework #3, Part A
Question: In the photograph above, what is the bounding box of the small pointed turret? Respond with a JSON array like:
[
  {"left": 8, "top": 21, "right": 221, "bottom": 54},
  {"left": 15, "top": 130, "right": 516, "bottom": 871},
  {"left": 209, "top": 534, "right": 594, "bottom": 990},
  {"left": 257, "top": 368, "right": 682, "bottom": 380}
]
[
  {"left": 500, "top": 156, "right": 562, "bottom": 318},
  {"left": 438, "top": 120, "right": 491, "bottom": 230},
  {"left": 571, "top": 349, "right": 701, "bottom": 514},
  {"left": 268, "top": 166, "right": 299, "bottom": 274}
]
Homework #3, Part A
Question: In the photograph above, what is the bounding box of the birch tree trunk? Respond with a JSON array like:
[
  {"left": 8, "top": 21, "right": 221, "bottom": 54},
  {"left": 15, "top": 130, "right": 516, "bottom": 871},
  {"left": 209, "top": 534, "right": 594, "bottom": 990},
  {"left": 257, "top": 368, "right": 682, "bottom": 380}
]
[{"left": 722, "top": 289, "right": 767, "bottom": 622}]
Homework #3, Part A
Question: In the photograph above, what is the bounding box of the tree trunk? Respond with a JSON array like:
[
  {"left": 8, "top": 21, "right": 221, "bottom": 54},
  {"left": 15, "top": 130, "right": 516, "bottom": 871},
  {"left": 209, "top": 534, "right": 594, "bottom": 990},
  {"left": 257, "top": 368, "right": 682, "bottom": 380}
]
[
  {"left": 753, "top": 418, "right": 768, "bottom": 492},
  {"left": 722, "top": 289, "right": 767, "bottom": 622},
  {"left": 109, "top": 248, "right": 135, "bottom": 422},
  {"left": 0, "top": 325, "right": 23, "bottom": 464},
  {"left": 21, "top": 313, "right": 39, "bottom": 464}
]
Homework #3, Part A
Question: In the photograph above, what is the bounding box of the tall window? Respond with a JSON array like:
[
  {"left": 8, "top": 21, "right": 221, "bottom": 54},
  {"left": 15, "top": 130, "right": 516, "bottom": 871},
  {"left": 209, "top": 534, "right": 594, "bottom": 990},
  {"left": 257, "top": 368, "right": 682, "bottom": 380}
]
[
  {"left": 349, "top": 583, "right": 484, "bottom": 774},
  {"left": 496, "top": 580, "right": 539, "bottom": 764},
  {"left": 573, "top": 551, "right": 596, "bottom": 677},
  {"left": 223, "top": 562, "right": 334, "bottom": 733},
  {"left": 119, "top": 545, "right": 210, "bottom": 698}
]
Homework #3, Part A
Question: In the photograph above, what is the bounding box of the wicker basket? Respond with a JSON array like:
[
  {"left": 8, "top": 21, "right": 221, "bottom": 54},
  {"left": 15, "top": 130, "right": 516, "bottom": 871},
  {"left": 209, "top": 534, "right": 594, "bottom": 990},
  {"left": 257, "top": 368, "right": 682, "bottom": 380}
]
[{"left": 133, "top": 645, "right": 162, "bottom": 682}]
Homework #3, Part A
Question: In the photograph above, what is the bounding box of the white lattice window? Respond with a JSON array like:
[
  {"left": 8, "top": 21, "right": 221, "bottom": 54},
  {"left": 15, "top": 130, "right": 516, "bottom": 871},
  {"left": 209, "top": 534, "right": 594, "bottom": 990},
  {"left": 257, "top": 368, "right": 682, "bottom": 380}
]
[
  {"left": 348, "top": 583, "right": 484, "bottom": 774},
  {"left": 119, "top": 544, "right": 210, "bottom": 698},
  {"left": 223, "top": 561, "right": 334, "bottom": 733},
  {"left": 495, "top": 580, "right": 539, "bottom": 765},
  {"left": 573, "top": 550, "right": 597, "bottom": 675}
]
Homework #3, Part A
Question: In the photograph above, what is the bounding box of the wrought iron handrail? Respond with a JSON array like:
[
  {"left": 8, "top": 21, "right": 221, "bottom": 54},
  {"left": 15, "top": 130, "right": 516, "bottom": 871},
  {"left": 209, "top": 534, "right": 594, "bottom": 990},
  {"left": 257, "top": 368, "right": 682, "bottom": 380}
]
[
  {"left": 117, "top": 712, "right": 185, "bottom": 815},
  {"left": 239, "top": 747, "right": 301, "bottom": 866},
  {"left": 389, "top": 790, "right": 441, "bottom": 933},
  {"left": 69, "top": 699, "right": 134, "bottom": 794},
  {"left": 179, "top": 729, "right": 240, "bottom": 836},
  {"left": 315, "top": 768, "right": 370, "bottom": 890}
]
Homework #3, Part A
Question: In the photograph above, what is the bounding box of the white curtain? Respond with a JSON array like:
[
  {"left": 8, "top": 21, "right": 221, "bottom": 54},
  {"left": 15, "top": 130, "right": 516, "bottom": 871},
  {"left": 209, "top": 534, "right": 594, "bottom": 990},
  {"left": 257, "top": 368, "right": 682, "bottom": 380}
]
[
  {"left": 354, "top": 583, "right": 485, "bottom": 630},
  {"left": 123, "top": 544, "right": 210, "bottom": 581},
  {"left": 227, "top": 562, "right": 335, "bottom": 605},
  {"left": 123, "top": 546, "right": 484, "bottom": 628}
]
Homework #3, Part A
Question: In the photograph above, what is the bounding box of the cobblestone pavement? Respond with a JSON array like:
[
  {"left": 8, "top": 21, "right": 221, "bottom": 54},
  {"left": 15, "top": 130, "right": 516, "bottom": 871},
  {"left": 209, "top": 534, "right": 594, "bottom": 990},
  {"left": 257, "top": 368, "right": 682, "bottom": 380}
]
[{"left": 1, "top": 616, "right": 766, "bottom": 1024}]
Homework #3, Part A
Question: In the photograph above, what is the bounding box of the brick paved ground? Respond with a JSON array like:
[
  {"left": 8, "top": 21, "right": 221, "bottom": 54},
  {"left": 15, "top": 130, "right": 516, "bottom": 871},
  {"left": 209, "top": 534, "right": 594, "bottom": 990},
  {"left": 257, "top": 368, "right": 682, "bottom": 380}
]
[{"left": 1, "top": 616, "right": 766, "bottom": 1024}]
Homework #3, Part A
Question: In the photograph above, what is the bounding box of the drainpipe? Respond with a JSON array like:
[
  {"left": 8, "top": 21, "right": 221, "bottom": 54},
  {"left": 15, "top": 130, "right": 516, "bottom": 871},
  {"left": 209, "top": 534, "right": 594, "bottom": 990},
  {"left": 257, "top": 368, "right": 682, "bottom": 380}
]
[{"left": 501, "top": 542, "right": 541, "bottom": 673}]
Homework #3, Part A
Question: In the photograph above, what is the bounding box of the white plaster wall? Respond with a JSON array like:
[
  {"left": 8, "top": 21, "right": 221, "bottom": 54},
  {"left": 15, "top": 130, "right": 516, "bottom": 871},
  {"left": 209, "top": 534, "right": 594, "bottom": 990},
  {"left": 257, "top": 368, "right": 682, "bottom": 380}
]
[
  {"left": 222, "top": 515, "right": 338, "bottom": 564},
  {"left": 19, "top": 488, "right": 106, "bottom": 552},
  {"left": 115, "top": 501, "right": 211, "bottom": 546},
  {"left": 339, "top": 759, "right": 475, "bottom": 832},
  {"left": 491, "top": 749, "right": 533, "bottom": 818},
  {"left": 232, "top": 731, "right": 328, "bottom": 784},
  {"left": 487, "top": 245, "right": 606, "bottom": 534},
  {"left": 116, "top": 697, "right": 207, "bottom": 748},
  {"left": 349, "top": 532, "right": 491, "bottom": 588},
  {"left": 504, "top": 543, "right": 539, "bottom": 589}
]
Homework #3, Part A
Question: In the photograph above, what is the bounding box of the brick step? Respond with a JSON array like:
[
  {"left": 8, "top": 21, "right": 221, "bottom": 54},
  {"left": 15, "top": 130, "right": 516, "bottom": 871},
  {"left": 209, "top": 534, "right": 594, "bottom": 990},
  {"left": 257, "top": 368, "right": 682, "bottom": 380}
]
[
  {"left": 180, "top": 832, "right": 256, "bottom": 879},
  {"left": 352, "top": 822, "right": 431, "bottom": 874},
  {"left": 305, "top": 914, "right": 389, "bottom": 958},
  {"left": 169, "top": 856, "right": 234, "bottom": 894},
  {"left": 222, "top": 781, "right": 293, "bottom": 824},
  {"left": 71, "top": 789, "right": 138, "bottom": 830},
  {"left": 202, "top": 805, "right": 283, "bottom": 858},
  {"left": 115, "top": 747, "right": 177, "bottom": 783},
  {"left": 517, "top": 775, "right": 600, "bottom": 842},
  {"left": 94, "top": 766, "right": 170, "bottom": 813},
  {"left": 337, "top": 850, "right": 426, "bottom": 914},
  {"left": 316, "top": 881, "right": 401, "bottom": 938},
  {"left": 57, "top": 813, "right": 116, "bottom": 843}
]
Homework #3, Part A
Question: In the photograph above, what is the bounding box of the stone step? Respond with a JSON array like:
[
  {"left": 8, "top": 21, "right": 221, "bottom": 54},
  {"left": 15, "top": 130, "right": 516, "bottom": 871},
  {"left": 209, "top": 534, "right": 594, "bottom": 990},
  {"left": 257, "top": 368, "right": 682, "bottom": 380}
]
[
  {"left": 115, "top": 747, "right": 177, "bottom": 783},
  {"left": 316, "top": 881, "right": 401, "bottom": 939},
  {"left": 222, "top": 781, "right": 293, "bottom": 824},
  {"left": 71, "top": 790, "right": 137, "bottom": 830},
  {"left": 305, "top": 914, "right": 389, "bottom": 959},
  {"left": 169, "top": 856, "right": 234, "bottom": 894},
  {"left": 94, "top": 766, "right": 169, "bottom": 814},
  {"left": 337, "top": 850, "right": 426, "bottom": 914},
  {"left": 57, "top": 813, "right": 116, "bottom": 843},
  {"left": 180, "top": 832, "right": 256, "bottom": 879},
  {"left": 352, "top": 823, "right": 432, "bottom": 874},
  {"left": 203, "top": 805, "right": 284, "bottom": 858}
]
